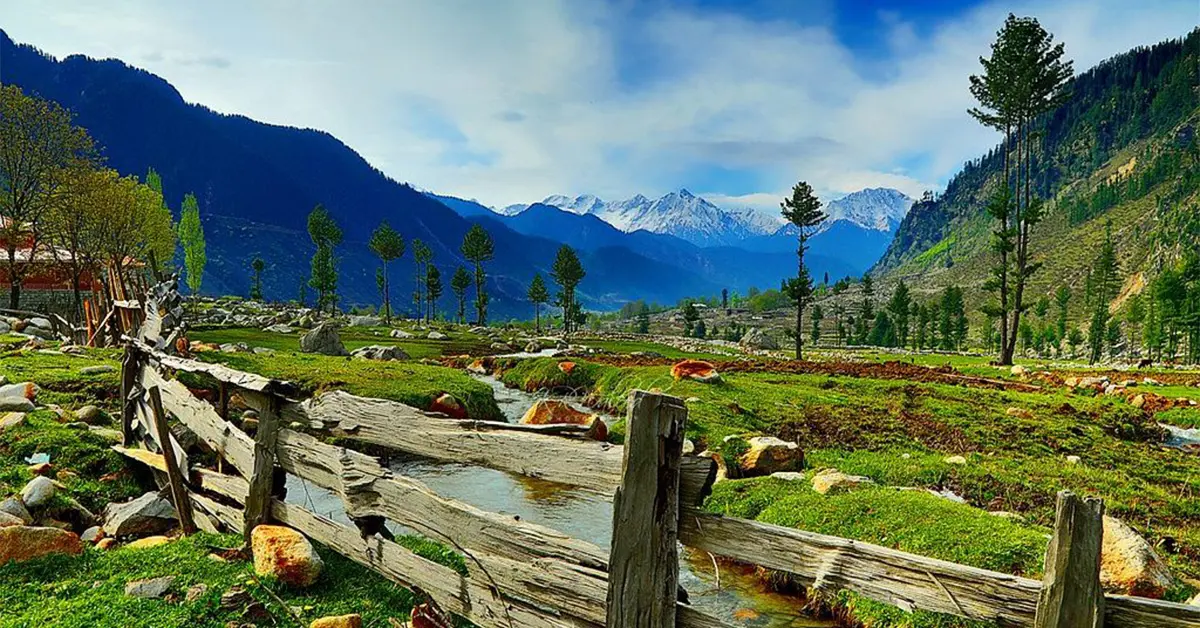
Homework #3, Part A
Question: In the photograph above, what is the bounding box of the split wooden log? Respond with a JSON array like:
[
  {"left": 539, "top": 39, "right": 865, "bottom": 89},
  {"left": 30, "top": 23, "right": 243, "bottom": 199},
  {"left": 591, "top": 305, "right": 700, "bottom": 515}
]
[{"left": 1033, "top": 491, "right": 1104, "bottom": 628}]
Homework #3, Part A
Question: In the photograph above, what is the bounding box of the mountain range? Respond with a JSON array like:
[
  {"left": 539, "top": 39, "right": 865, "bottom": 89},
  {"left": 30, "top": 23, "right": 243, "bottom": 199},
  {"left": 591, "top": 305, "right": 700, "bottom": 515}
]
[
  {"left": 0, "top": 28, "right": 909, "bottom": 317},
  {"left": 873, "top": 27, "right": 1199, "bottom": 316}
]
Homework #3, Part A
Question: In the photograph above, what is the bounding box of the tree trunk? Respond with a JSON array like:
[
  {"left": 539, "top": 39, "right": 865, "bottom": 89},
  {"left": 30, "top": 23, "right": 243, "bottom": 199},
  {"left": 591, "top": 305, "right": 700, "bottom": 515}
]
[{"left": 535, "top": 304, "right": 540, "bottom": 333}]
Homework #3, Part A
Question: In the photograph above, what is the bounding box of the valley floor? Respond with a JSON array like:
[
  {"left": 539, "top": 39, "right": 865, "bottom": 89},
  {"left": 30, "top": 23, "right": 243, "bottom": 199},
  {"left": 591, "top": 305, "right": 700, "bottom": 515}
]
[{"left": 1, "top": 323, "right": 1198, "bottom": 627}]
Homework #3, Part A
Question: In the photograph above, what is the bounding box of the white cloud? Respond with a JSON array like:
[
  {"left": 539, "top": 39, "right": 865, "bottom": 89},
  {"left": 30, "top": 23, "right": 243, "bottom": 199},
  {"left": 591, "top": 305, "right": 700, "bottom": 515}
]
[{"left": 1, "top": 0, "right": 1195, "bottom": 209}]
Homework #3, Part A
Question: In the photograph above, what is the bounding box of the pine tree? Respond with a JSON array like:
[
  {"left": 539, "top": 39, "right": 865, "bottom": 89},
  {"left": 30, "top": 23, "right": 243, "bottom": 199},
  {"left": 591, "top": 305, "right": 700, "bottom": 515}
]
[
  {"left": 450, "top": 266, "right": 471, "bottom": 325},
  {"left": 178, "top": 193, "right": 206, "bottom": 295},
  {"left": 1088, "top": 222, "right": 1119, "bottom": 363},
  {"left": 886, "top": 280, "right": 912, "bottom": 348},
  {"left": 550, "top": 245, "right": 586, "bottom": 333},
  {"left": 425, "top": 265, "right": 443, "bottom": 321},
  {"left": 368, "top": 221, "right": 405, "bottom": 323},
  {"left": 527, "top": 273, "right": 549, "bottom": 332},
  {"left": 306, "top": 204, "right": 342, "bottom": 313},
  {"left": 780, "top": 181, "right": 826, "bottom": 359},
  {"left": 461, "top": 225, "right": 495, "bottom": 326},
  {"left": 411, "top": 239, "right": 432, "bottom": 320},
  {"left": 681, "top": 301, "right": 700, "bottom": 337},
  {"left": 636, "top": 304, "right": 650, "bottom": 334},
  {"left": 810, "top": 303, "right": 824, "bottom": 345},
  {"left": 250, "top": 257, "right": 265, "bottom": 301}
]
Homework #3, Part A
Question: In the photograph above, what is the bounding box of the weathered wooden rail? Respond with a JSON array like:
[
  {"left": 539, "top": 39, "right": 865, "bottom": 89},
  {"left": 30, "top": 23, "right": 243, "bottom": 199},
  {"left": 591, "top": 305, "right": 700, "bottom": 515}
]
[{"left": 115, "top": 339, "right": 1200, "bottom": 628}]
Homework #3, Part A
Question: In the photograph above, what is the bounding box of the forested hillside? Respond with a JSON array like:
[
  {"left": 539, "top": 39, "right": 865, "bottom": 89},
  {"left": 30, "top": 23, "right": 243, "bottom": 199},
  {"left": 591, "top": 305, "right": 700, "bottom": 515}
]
[{"left": 875, "top": 28, "right": 1199, "bottom": 302}]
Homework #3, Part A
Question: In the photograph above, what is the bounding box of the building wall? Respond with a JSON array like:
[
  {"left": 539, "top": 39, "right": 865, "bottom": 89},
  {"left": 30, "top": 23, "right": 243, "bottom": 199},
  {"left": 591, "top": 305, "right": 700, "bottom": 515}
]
[{"left": 15, "top": 289, "right": 78, "bottom": 318}]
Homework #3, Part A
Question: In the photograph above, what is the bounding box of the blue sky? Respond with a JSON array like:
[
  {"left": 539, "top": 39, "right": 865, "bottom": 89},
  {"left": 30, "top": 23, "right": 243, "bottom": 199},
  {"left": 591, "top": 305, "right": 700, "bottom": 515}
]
[{"left": 3, "top": 0, "right": 1197, "bottom": 212}]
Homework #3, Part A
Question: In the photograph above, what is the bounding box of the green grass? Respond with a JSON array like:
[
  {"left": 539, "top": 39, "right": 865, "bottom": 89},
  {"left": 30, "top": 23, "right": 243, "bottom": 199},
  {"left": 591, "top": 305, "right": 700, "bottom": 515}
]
[
  {"left": 498, "top": 356, "right": 1200, "bottom": 583},
  {"left": 191, "top": 325, "right": 492, "bottom": 360},
  {"left": 0, "top": 347, "right": 123, "bottom": 407},
  {"left": 572, "top": 338, "right": 736, "bottom": 361},
  {"left": 705, "top": 475, "right": 1050, "bottom": 628},
  {"left": 0, "top": 412, "right": 141, "bottom": 513},
  {"left": 196, "top": 350, "right": 503, "bottom": 421},
  {"left": 0, "top": 533, "right": 423, "bottom": 628},
  {"left": 1156, "top": 406, "right": 1200, "bottom": 429}
]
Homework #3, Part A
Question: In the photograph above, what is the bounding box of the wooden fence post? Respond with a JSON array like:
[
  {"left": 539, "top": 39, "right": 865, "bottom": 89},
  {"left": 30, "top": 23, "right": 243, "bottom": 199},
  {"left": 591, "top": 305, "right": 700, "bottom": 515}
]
[
  {"left": 147, "top": 385, "right": 197, "bottom": 535},
  {"left": 1033, "top": 490, "right": 1105, "bottom": 628},
  {"left": 120, "top": 344, "right": 140, "bottom": 445},
  {"left": 606, "top": 390, "right": 688, "bottom": 628},
  {"left": 243, "top": 394, "right": 281, "bottom": 546}
]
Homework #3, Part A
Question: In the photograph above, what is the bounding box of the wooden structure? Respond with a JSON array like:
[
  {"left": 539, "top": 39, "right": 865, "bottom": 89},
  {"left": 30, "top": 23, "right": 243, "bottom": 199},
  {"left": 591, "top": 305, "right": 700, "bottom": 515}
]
[{"left": 116, "top": 340, "right": 1200, "bottom": 628}]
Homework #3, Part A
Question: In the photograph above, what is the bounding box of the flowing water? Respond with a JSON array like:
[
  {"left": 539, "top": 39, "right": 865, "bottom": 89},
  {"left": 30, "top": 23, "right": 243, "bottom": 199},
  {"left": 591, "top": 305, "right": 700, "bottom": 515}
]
[{"left": 284, "top": 373, "right": 830, "bottom": 627}]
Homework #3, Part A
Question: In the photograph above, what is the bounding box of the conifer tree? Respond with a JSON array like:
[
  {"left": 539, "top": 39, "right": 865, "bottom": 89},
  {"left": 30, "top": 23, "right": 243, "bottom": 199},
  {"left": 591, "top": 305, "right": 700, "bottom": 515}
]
[
  {"left": 461, "top": 225, "right": 495, "bottom": 325},
  {"left": 368, "top": 221, "right": 405, "bottom": 323},
  {"left": 451, "top": 266, "right": 471, "bottom": 324},
  {"left": 250, "top": 257, "right": 265, "bottom": 301},
  {"left": 527, "top": 273, "right": 549, "bottom": 332},
  {"left": 178, "top": 193, "right": 206, "bottom": 295},
  {"left": 780, "top": 181, "right": 826, "bottom": 359},
  {"left": 306, "top": 204, "right": 342, "bottom": 313},
  {"left": 425, "top": 265, "right": 443, "bottom": 321},
  {"left": 551, "top": 245, "right": 586, "bottom": 333}
]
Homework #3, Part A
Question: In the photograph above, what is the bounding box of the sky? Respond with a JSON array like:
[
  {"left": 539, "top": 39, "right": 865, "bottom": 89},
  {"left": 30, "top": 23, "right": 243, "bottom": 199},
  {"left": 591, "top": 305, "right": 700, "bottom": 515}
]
[{"left": 1, "top": 0, "right": 1197, "bottom": 213}]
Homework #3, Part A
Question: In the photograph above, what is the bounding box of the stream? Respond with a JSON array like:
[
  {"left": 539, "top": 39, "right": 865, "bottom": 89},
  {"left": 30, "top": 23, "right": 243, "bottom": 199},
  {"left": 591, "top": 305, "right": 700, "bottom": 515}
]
[{"left": 284, "top": 371, "right": 830, "bottom": 627}]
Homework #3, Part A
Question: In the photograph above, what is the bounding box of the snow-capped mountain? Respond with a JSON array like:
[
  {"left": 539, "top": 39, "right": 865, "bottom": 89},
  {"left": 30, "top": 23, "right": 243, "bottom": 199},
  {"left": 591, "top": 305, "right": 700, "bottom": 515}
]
[
  {"left": 504, "top": 189, "right": 777, "bottom": 247},
  {"left": 820, "top": 187, "right": 913, "bottom": 233}
]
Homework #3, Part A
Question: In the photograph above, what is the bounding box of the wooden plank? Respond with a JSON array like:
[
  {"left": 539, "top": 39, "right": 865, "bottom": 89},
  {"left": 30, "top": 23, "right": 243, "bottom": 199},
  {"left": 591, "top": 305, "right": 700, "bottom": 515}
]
[
  {"left": 120, "top": 345, "right": 139, "bottom": 445},
  {"left": 274, "top": 426, "right": 610, "bottom": 571},
  {"left": 243, "top": 395, "right": 281, "bottom": 545},
  {"left": 140, "top": 367, "right": 255, "bottom": 477},
  {"left": 1104, "top": 595, "right": 1200, "bottom": 627},
  {"left": 131, "top": 338, "right": 297, "bottom": 396},
  {"left": 147, "top": 386, "right": 197, "bottom": 535},
  {"left": 258, "top": 389, "right": 715, "bottom": 501},
  {"left": 111, "top": 446, "right": 250, "bottom": 498},
  {"left": 1034, "top": 491, "right": 1104, "bottom": 628},
  {"left": 679, "top": 509, "right": 1043, "bottom": 626},
  {"left": 676, "top": 606, "right": 737, "bottom": 628},
  {"left": 269, "top": 500, "right": 599, "bottom": 628},
  {"left": 607, "top": 391, "right": 687, "bottom": 628}
]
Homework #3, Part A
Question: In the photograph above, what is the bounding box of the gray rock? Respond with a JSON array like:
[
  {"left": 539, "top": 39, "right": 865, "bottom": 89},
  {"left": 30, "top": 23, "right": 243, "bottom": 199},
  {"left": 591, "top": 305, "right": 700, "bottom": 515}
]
[
  {"left": 103, "top": 492, "right": 177, "bottom": 538},
  {"left": 347, "top": 315, "right": 383, "bottom": 327},
  {"left": 299, "top": 323, "right": 349, "bottom": 356},
  {"left": 125, "top": 576, "right": 175, "bottom": 599},
  {"left": 82, "top": 526, "right": 103, "bottom": 542},
  {"left": 24, "top": 326, "right": 55, "bottom": 340},
  {"left": 218, "top": 343, "right": 250, "bottom": 353},
  {"left": 79, "top": 365, "right": 117, "bottom": 375},
  {"left": 490, "top": 342, "right": 513, "bottom": 352},
  {"left": 74, "top": 405, "right": 108, "bottom": 425},
  {"left": 0, "top": 412, "right": 26, "bottom": 432},
  {"left": 389, "top": 329, "right": 413, "bottom": 339},
  {"left": 185, "top": 583, "right": 209, "bottom": 602},
  {"left": 350, "top": 345, "right": 410, "bottom": 361},
  {"left": 27, "top": 317, "right": 52, "bottom": 330},
  {"left": 21, "top": 476, "right": 56, "bottom": 509},
  {"left": 87, "top": 427, "right": 124, "bottom": 444},
  {"left": 740, "top": 328, "right": 779, "bottom": 350},
  {"left": 251, "top": 347, "right": 276, "bottom": 355},
  {"left": 427, "top": 331, "right": 448, "bottom": 340},
  {"left": 0, "top": 497, "right": 33, "bottom": 524},
  {"left": 262, "top": 324, "right": 294, "bottom": 334},
  {"left": 0, "top": 321, "right": 10, "bottom": 333}
]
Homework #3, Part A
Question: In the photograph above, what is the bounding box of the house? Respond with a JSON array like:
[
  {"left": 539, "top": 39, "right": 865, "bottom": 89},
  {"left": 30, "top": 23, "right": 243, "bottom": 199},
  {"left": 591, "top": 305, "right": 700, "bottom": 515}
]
[{"left": 0, "top": 216, "right": 105, "bottom": 315}]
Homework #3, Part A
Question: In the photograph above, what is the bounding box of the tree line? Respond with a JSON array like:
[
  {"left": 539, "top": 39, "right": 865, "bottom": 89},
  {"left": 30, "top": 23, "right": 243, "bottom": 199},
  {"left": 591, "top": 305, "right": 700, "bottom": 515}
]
[{"left": 0, "top": 85, "right": 205, "bottom": 316}]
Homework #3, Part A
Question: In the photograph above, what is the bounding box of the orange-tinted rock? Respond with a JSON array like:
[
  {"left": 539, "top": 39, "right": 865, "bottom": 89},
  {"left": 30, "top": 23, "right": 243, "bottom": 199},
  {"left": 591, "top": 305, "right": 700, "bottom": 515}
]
[
  {"left": 519, "top": 400, "right": 608, "bottom": 441},
  {"left": 428, "top": 394, "right": 468, "bottom": 419},
  {"left": 558, "top": 361, "right": 576, "bottom": 374},
  {"left": 310, "top": 614, "right": 362, "bottom": 628},
  {"left": 738, "top": 437, "right": 803, "bottom": 477},
  {"left": 1101, "top": 515, "right": 1174, "bottom": 598},
  {"left": 251, "top": 525, "right": 324, "bottom": 588},
  {"left": 0, "top": 526, "right": 83, "bottom": 564},
  {"left": 671, "top": 360, "right": 722, "bottom": 383},
  {"left": 95, "top": 537, "right": 116, "bottom": 550}
]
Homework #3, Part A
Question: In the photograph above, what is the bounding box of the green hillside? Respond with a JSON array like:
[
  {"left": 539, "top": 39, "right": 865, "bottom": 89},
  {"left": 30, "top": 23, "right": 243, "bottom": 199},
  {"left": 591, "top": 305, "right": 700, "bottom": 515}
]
[{"left": 875, "top": 29, "right": 1200, "bottom": 320}]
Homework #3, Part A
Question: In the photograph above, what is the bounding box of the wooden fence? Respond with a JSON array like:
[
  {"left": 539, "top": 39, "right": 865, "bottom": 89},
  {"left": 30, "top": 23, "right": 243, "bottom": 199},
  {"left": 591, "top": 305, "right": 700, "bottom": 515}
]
[{"left": 114, "top": 339, "right": 1200, "bottom": 628}]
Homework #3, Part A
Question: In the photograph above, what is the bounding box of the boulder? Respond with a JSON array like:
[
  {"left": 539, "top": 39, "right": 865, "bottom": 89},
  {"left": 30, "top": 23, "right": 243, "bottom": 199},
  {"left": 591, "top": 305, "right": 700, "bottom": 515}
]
[
  {"left": 74, "top": 405, "right": 108, "bottom": 425},
  {"left": 347, "top": 315, "right": 382, "bottom": 327},
  {"left": 810, "top": 468, "right": 875, "bottom": 495},
  {"left": 0, "top": 511, "right": 25, "bottom": 528},
  {"left": 558, "top": 361, "right": 576, "bottom": 373},
  {"left": 185, "top": 583, "right": 209, "bottom": 603},
  {"left": 1100, "top": 515, "right": 1174, "bottom": 598},
  {"left": 311, "top": 614, "right": 363, "bottom": 628},
  {"left": 0, "top": 412, "right": 26, "bottom": 432},
  {"left": 427, "top": 331, "right": 448, "bottom": 340},
  {"left": 127, "top": 535, "right": 172, "bottom": 549},
  {"left": 389, "top": 329, "right": 413, "bottom": 339},
  {"left": 124, "top": 576, "right": 175, "bottom": 599},
  {"left": 263, "top": 324, "right": 295, "bottom": 334},
  {"left": 524, "top": 340, "right": 543, "bottom": 353},
  {"left": 27, "top": 317, "right": 52, "bottom": 330},
  {"left": 739, "top": 328, "right": 779, "bottom": 350},
  {"left": 738, "top": 437, "right": 802, "bottom": 477},
  {"left": 251, "top": 524, "right": 324, "bottom": 587},
  {"left": 671, "top": 360, "right": 722, "bottom": 384},
  {"left": 0, "top": 526, "right": 83, "bottom": 564},
  {"left": 81, "top": 526, "right": 103, "bottom": 542},
  {"left": 300, "top": 323, "right": 349, "bottom": 356},
  {"left": 79, "top": 365, "right": 116, "bottom": 375},
  {"left": 1010, "top": 365, "right": 1027, "bottom": 376},
  {"left": 20, "top": 476, "right": 55, "bottom": 510},
  {"left": 428, "top": 394, "right": 468, "bottom": 419},
  {"left": 943, "top": 455, "right": 967, "bottom": 465},
  {"left": 103, "top": 492, "right": 177, "bottom": 538},
  {"left": 219, "top": 343, "right": 250, "bottom": 353},
  {"left": 490, "top": 342, "right": 513, "bottom": 352},
  {"left": 0, "top": 398, "right": 34, "bottom": 413},
  {"left": 0, "top": 498, "right": 32, "bottom": 524},
  {"left": 519, "top": 400, "right": 608, "bottom": 441},
  {"left": 350, "top": 345, "right": 410, "bottom": 361},
  {"left": 1005, "top": 407, "right": 1034, "bottom": 420}
]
